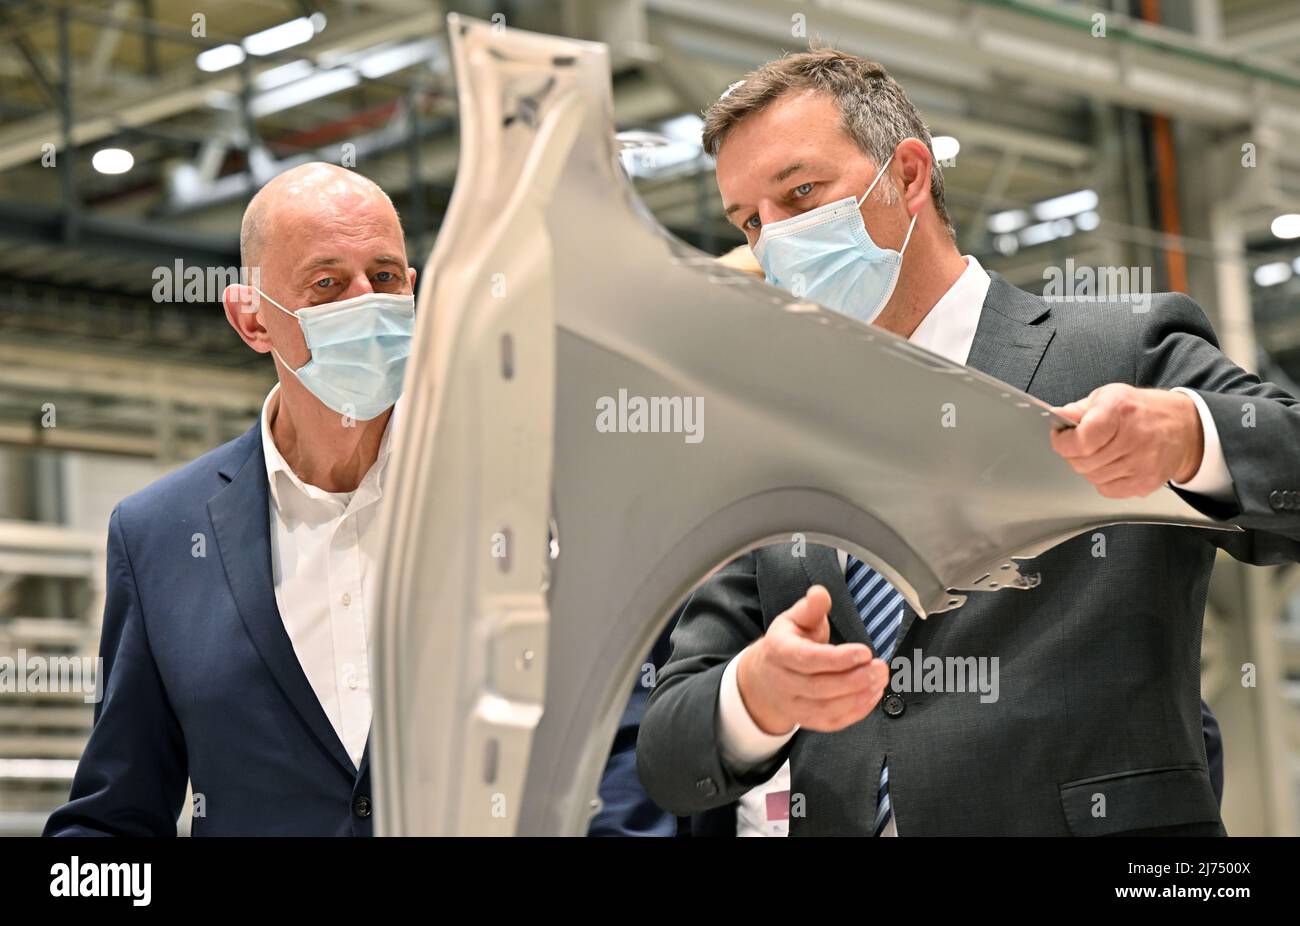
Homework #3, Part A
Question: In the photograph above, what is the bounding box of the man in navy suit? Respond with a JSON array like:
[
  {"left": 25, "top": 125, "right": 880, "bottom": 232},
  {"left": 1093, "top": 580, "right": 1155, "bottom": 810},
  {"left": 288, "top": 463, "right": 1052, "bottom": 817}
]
[{"left": 46, "top": 163, "right": 419, "bottom": 836}]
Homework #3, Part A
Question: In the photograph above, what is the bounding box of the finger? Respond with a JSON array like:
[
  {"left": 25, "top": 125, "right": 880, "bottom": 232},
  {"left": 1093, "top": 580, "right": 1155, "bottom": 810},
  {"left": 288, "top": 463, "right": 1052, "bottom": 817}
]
[
  {"left": 784, "top": 658, "right": 886, "bottom": 701},
  {"left": 794, "top": 669, "right": 890, "bottom": 731},
  {"left": 781, "top": 585, "right": 832, "bottom": 640},
  {"left": 1065, "top": 440, "right": 1131, "bottom": 477},
  {"left": 1053, "top": 403, "right": 1121, "bottom": 458},
  {"left": 771, "top": 634, "right": 873, "bottom": 675},
  {"left": 1050, "top": 398, "right": 1089, "bottom": 424},
  {"left": 1078, "top": 456, "right": 1139, "bottom": 485}
]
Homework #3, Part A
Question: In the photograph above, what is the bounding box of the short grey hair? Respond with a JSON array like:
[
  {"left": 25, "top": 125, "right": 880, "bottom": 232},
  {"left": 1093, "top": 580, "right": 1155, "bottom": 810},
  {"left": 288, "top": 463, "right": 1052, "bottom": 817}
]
[{"left": 702, "top": 47, "right": 955, "bottom": 241}]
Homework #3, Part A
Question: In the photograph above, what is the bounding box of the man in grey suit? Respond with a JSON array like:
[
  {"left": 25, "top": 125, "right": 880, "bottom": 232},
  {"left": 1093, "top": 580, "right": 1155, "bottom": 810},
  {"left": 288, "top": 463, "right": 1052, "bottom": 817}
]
[{"left": 636, "top": 49, "right": 1300, "bottom": 836}]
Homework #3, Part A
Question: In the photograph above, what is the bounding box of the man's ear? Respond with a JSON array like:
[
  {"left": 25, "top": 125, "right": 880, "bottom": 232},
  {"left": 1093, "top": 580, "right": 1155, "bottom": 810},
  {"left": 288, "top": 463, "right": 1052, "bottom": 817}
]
[
  {"left": 407, "top": 265, "right": 417, "bottom": 294},
  {"left": 223, "top": 283, "right": 272, "bottom": 353},
  {"left": 894, "top": 138, "right": 933, "bottom": 218}
]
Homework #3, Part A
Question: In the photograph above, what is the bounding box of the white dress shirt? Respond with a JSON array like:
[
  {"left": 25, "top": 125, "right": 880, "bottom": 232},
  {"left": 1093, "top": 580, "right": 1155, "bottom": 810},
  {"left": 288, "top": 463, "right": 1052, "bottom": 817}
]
[
  {"left": 261, "top": 384, "right": 397, "bottom": 769},
  {"left": 721, "top": 255, "right": 1234, "bottom": 835}
]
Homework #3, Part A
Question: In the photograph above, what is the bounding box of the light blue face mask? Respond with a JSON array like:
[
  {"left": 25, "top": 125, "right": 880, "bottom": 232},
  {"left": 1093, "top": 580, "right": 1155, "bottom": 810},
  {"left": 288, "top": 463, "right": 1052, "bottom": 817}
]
[
  {"left": 752, "top": 154, "right": 917, "bottom": 324},
  {"left": 256, "top": 287, "right": 416, "bottom": 421}
]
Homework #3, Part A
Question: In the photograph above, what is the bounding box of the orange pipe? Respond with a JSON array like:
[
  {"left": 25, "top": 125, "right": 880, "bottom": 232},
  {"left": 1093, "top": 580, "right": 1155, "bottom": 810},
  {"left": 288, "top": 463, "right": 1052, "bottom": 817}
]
[{"left": 1141, "top": 0, "right": 1188, "bottom": 293}]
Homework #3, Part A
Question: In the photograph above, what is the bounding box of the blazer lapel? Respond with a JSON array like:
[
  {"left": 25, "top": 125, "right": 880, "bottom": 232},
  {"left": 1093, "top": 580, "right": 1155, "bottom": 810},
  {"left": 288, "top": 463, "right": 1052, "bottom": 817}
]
[
  {"left": 207, "top": 422, "right": 357, "bottom": 778},
  {"left": 798, "top": 545, "right": 874, "bottom": 647},
  {"left": 964, "top": 274, "right": 1056, "bottom": 393}
]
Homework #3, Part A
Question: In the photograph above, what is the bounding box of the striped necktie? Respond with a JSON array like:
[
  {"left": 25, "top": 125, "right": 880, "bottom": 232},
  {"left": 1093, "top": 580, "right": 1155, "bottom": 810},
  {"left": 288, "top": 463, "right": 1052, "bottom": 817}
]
[{"left": 844, "top": 554, "right": 905, "bottom": 836}]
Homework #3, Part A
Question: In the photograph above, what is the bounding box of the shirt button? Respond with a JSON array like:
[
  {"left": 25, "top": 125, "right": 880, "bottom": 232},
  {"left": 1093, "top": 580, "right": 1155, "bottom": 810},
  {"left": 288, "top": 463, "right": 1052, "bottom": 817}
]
[
  {"left": 695, "top": 777, "right": 718, "bottom": 797},
  {"left": 342, "top": 664, "right": 359, "bottom": 689},
  {"left": 341, "top": 592, "right": 351, "bottom": 606}
]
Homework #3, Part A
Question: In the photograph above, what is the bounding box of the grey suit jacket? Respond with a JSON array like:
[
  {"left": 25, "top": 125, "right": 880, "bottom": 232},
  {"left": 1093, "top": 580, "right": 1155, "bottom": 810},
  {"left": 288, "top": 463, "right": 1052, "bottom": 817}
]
[{"left": 636, "top": 276, "right": 1300, "bottom": 836}]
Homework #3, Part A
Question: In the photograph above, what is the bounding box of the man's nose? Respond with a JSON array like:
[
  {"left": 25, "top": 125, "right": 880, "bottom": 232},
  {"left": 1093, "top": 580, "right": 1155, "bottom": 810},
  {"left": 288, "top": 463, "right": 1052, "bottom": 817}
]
[
  {"left": 336, "top": 278, "right": 376, "bottom": 301},
  {"left": 759, "top": 201, "right": 803, "bottom": 227}
]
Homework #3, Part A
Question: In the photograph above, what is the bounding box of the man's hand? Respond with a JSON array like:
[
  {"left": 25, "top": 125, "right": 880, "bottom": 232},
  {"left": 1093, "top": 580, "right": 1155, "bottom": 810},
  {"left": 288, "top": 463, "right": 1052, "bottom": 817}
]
[
  {"left": 1050, "top": 384, "right": 1204, "bottom": 499},
  {"left": 736, "top": 585, "right": 890, "bottom": 735}
]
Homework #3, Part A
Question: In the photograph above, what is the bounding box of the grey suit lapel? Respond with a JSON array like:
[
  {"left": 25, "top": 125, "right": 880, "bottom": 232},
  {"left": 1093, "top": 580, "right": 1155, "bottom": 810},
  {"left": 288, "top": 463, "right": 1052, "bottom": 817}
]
[
  {"left": 964, "top": 274, "right": 1056, "bottom": 392},
  {"left": 798, "top": 545, "right": 874, "bottom": 647}
]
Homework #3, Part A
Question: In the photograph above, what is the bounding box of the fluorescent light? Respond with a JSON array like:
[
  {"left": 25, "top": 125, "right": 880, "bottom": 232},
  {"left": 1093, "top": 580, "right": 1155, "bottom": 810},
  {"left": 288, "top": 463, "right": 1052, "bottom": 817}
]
[
  {"left": 256, "top": 59, "right": 315, "bottom": 91},
  {"left": 993, "top": 233, "right": 1019, "bottom": 256},
  {"left": 249, "top": 67, "right": 360, "bottom": 117},
  {"left": 987, "top": 209, "right": 1028, "bottom": 234},
  {"left": 244, "top": 17, "right": 315, "bottom": 57},
  {"left": 932, "top": 135, "right": 960, "bottom": 162},
  {"left": 197, "top": 43, "right": 245, "bottom": 72},
  {"left": 357, "top": 38, "right": 440, "bottom": 79},
  {"left": 310, "top": 12, "right": 327, "bottom": 33},
  {"left": 1293, "top": 256, "right": 1300, "bottom": 274},
  {"left": 1254, "top": 261, "right": 1293, "bottom": 287},
  {"left": 1033, "top": 189, "right": 1098, "bottom": 221},
  {"left": 1271, "top": 213, "right": 1300, "bottom": 240},
  {"left": 1075, "top": 210, "right": 1100, "bottom": 231},
  {"left": 1019, "top": 219, "right": 1065, "bottom": 247},
  {"left": 92, "top": 148, "right": 134, "bottom": 174}
]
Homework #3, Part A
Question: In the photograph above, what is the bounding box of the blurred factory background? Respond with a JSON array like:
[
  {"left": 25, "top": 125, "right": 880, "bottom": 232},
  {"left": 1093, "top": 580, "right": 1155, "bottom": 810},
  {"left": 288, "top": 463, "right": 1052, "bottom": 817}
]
[{"left": 1, "top": 0, "right": 1299, "bottom": 836}]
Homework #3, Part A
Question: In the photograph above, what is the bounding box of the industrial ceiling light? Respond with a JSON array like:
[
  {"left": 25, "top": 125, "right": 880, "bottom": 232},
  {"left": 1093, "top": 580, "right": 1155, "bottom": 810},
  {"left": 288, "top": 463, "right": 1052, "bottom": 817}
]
[
  {"left": 1271, "top": 213, "right": 1300, "bottom": 240},
  {"left": 196, "top": 43, "right": 245, "bottom": 72},
  {"left": 1253, "top": 261, "right": 1293, "bottom": 287},
  {"left": 244, "top": 17, "right": 316, "bottom": 57},
  {"left": 932, "top": 135, "right": 960, "bottom": 162},
  {"left": 987, "top": 209, "right": 1027, "bottom": 235},
  {"left": 91, "top": 148, "right": 134, "bottom": 175},
  {"left": 1032, "top": 189, "right": 1098, "bottom": 222}
]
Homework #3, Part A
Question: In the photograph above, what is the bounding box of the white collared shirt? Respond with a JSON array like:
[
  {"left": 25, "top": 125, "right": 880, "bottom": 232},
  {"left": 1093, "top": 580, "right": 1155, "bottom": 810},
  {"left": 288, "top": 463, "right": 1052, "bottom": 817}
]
[
  {"left": 722, "top": 255, "right": 1233, "bottom": 835},
  {"left": 261, "top": 385, "right": 397, "bottom": 769}
]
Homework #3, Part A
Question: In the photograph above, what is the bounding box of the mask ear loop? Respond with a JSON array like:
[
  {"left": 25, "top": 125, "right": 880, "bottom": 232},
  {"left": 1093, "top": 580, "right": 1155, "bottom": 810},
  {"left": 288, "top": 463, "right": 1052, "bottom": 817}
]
[
  {"left": 252, "top": 286, "right": 293, "bottom": 317},
  {"left": 857, "top": 153, "right": 896, "bottom": 208},
  {"left": 252, "top": 287, "right": 307, "bottom": 375},
  {"left": 899, "top": 211, "right": 919, "bottom": 257},
  {"left": 856, "top": 154, "right": 919, "bottom": 258}
]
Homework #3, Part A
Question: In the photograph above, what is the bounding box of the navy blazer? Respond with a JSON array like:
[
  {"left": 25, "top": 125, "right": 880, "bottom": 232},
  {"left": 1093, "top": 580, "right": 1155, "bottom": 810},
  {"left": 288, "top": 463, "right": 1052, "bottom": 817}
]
[{"left": 46, "top": 422, "right": 374, "bottom": 836}]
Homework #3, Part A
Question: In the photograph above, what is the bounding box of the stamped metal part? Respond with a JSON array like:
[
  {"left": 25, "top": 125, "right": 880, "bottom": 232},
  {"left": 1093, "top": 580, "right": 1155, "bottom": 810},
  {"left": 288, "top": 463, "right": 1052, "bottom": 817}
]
[{"left": 371, "top": 15, "right": 1236, "bottom": 836}]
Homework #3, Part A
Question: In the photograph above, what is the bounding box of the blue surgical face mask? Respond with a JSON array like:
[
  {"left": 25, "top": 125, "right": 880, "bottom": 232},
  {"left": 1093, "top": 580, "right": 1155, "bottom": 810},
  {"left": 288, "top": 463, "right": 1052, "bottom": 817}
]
[
  {"left": 256, "top": 287, "right": 416, "bottom": 421},
  {"left": 752, "top": 154, "right": 917, "bottom": 324}
]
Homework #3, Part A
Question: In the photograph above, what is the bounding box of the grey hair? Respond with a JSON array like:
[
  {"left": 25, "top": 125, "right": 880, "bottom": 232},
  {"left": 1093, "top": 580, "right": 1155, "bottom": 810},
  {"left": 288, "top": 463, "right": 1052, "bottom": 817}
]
[{"left": 702, "top": 47, "right": 955, "bottom": 241}]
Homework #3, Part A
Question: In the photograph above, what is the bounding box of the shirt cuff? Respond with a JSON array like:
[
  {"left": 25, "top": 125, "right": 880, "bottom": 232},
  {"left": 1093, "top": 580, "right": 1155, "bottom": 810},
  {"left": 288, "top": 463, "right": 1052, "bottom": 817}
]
[
  {"left": 717, "top": 648, "right": 797, "bottom": 769},
  {"left": 1168, "top": 387, "right": 1235, "bottom": 503}
]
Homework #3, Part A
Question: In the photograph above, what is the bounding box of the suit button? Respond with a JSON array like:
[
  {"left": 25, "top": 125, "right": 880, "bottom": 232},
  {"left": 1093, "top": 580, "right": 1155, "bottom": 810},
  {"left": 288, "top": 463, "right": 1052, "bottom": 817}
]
[
  {"left": 695, "top": 778, "right": 718, "bottom": 798},
  {"left": 883, "top": 693, "right": 906, "bottom": 717},
  {"left": 1270, "top": 490, "right": 1285, "bottom": 510},
  {"left": 1288, "top": 491, "right": 1300, "bottom": 509},
  {"left": 353, "top": 796, "right": 372, "bottom": 818}
]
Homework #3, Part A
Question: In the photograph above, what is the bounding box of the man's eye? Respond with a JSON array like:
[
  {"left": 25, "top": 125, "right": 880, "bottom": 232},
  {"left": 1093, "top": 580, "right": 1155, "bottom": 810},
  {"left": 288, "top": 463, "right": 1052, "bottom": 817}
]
[
  {"left": 743, "top": 214, "right": 761, "bottom": 231},
  {"left": 375, "top": 271, "right": 395, "bottom": 283},
  {"left": 793, "top": 182, "right": 814, "bottom": 197},
  {"left": 314, "top": 278, "right": 335, "bottom": 289}
]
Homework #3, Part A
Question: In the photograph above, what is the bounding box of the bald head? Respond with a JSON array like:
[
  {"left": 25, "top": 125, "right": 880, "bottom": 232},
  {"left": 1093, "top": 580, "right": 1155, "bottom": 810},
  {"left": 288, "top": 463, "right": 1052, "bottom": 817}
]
[
  {"left": 223, "top": 160, "right": 416, "bottom": 383},
  {"left": 239, "top": 162, "right": 401, "bottom": 272}
]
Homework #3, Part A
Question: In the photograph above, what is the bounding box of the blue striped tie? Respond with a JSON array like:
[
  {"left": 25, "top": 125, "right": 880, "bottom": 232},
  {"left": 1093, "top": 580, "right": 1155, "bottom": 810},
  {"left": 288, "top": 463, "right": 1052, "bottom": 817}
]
[{"left": 844, "top": 554, "right": 905, "bottom": 836}]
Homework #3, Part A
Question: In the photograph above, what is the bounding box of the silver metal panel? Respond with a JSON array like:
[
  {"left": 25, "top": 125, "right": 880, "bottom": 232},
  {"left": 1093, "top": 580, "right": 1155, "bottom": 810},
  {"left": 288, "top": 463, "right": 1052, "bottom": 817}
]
[{"left": 371, "top": 15, "right": 1236, "bottom": 836}]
